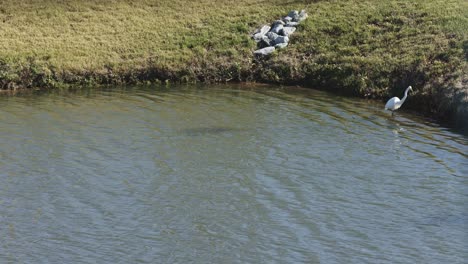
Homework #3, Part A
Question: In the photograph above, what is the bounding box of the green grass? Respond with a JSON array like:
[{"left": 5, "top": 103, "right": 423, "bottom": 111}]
[
  {"left": 0, "top": 0, "right": 286, "bottom": 69},
  {"left": 0, "top": 0, "right": 467, "bottom": 124}
]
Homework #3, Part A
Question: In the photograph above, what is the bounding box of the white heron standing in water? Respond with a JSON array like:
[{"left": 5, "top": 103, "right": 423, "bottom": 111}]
[{"left": 385, "top": 86, "right": 413, "bottom": 115}]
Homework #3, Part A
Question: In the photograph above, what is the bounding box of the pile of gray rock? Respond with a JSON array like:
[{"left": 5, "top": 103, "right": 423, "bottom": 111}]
[{"left": 252, "top": 10, "right": 308, "bottom": 56}]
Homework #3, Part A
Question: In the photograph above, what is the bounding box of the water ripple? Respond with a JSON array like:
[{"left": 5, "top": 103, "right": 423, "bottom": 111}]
[{"left": 0, "top": 84, "right": 466, "bottom": 263}]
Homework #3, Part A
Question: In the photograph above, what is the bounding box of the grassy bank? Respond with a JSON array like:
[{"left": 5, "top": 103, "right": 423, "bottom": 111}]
[{"left": 0, "top": 0, "right": 467, "bottom": 128}]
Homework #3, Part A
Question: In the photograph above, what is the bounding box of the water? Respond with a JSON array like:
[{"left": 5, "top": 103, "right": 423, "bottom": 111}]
[{"left": 0, "top": 84, "right": 466, "bottom": 263}]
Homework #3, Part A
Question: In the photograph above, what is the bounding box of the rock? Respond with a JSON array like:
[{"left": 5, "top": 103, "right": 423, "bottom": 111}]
[
  {"left": 259, "top": 25, "right": 271, "bottom": 34},
  {"left": 266, "top": 31, "right": 280, "bottom": 41},
  {"left": 251, "top": 10, "right": 306, "bottom": 54},
  {"left": 275, "top": 43, "right": 288, "bottom": 49},
  {"left": 282, "top": 26, "right": 296, "bottom": 36},
  {"left": 272, "top": 20, "right": 285, "bottom": 26},
  {"left": 252, "top": 25, "right": 271, "bottom": 42},
  {"left": 283, "top": 16, "right": 292, "bottom": 23},
  {"left": 259, "top": 35, "right": 272, "bottom": 47},
  {"left": 254, "top": 46, "right": 276, "bottom": 56},
  {"left": 273, "top": 35, "right": 289, "bottom": 45},
  {"left": 298, "top": 10, "right": 308, "bottom": 22},
  {"left": 288, "top": 10, "right": 300, "bottom": 22},
  {"left": 271, "top": 24, "right": 283, "bottom": 34},
  {"left": 286, "top": 22, "right": 300, "bottom": 27},
  {"left": 253, "top": 33, "right": 263, "bottom": 42}
]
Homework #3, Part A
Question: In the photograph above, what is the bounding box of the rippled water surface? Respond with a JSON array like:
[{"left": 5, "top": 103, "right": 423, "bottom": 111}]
[{"left": 0, "top": 85, "right": 466, "bottom": 263}]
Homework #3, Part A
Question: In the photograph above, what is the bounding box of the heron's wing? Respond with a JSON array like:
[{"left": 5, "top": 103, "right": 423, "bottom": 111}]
[{"left": 385, "top": 97, "right": 400, "bottom": 110}]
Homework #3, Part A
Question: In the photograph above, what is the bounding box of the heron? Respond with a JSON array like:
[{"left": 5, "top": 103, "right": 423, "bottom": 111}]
[{"left": 385, "top": 86, "right": 413, "bottom": 115}]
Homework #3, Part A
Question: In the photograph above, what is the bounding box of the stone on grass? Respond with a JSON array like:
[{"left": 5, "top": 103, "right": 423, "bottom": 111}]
[
  {"left": 275, "top": 43, "right": 288, "bottom": 49},
  {"left": 272, "top": 20, "right": 285, "bottom": 26},
  {"left": 259, "top": 25, "right": 271, "bottom": 34},
  {"left": 253, "top": 25, "right": 271, "bottom": 42},
  {"left": 282, "top": 26, "right": 296, "bottom": 36},
  {"left": 298, "top": 10, "right": 308, "bottom": 22},
  {"left": 266, "top": 32, "right": 280, "bottom": 41},
  {"left": 283, "top": 16, "right": 292, "bottom": 23},
  {"left": 288, "top": 10, "right": 300, "bottom": 21},
  {"left": 253, "top": 33, "right": 263, "bottom": 42},
  {"left": 254, "top": 46, "right": 276, "bottom": 56},
  {"left": 259, "top": 35, "right": 272, "bottom": 48},
  {"left": 286, "top": 21, "right": 299, "bottom": 27},
  {"left": 273, "top": 35, "right": 289, "bottom": 45},
  {"left": 251, "top": 10, "right": 307, "bottom": 55},
  {"left": 271, "top": 24, "right": 284, "bottom": 34}
]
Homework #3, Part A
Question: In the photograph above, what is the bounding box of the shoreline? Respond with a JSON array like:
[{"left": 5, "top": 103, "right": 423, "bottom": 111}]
[{"left": 1, "top": 55, "right": 466, "bottom": 133}]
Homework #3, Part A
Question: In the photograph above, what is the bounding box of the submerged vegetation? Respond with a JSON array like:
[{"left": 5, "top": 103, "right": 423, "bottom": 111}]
[{"left": 0, "top": 0, "right": 467, "bottom": 127}]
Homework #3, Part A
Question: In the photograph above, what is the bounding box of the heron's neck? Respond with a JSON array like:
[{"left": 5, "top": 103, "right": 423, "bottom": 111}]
[{"left": 400, "top": 87, "right": 411, "bottom": 104}]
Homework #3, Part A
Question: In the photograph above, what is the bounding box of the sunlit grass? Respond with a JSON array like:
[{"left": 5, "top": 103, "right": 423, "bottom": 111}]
[{"left": 0, "top": 0, "right": 293, "bottom": 70}]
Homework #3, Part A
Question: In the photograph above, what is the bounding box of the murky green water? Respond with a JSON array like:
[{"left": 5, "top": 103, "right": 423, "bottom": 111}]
[{"left": 0, "top": 84, "right": 466, "bottom": 263}]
